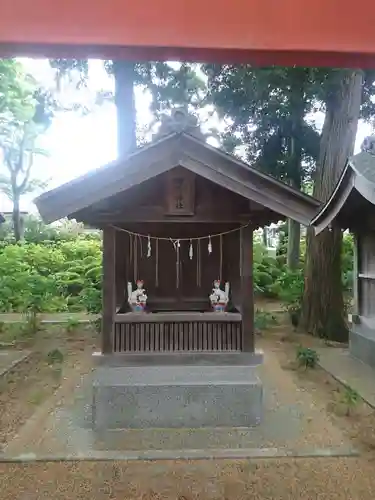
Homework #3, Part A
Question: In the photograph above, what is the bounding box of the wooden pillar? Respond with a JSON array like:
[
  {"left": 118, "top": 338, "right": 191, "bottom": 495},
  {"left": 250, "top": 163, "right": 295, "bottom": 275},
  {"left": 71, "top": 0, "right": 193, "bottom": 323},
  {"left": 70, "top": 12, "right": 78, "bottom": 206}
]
[
  {"left": 241, "top": 224, "right": 255, "bottom": 352},
  {"left": 102, "top": 226, "right": 116, "bottom": 354},
  {"left": 115, "top": 231, "right": 127, "bottom": 308}
]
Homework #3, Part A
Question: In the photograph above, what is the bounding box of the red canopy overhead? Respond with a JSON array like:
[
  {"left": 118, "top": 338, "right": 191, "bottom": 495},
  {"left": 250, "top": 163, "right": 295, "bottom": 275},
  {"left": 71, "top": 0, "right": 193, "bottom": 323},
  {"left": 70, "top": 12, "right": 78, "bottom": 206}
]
[{"left": 1, "top": 0, "right": 375, "bottom": 67}]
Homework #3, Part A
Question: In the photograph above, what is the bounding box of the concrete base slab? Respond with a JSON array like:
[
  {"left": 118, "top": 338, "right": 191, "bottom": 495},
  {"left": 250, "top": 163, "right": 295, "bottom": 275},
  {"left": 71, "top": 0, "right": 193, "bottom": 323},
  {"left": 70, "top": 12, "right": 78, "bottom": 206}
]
[
  {"left": 0, "top": 445, "right": 359, "bottom": 462},
  {"left": 317, "top": 346, "right": 375, "bottom": 408},
  {"left": 92, "top": 364, "right": 263, "bottom": 429}
]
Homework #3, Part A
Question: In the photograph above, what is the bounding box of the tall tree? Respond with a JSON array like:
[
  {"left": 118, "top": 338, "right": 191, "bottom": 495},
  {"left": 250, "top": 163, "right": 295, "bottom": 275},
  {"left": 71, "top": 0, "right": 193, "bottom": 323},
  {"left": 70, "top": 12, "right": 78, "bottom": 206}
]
[
  {"left": 138, "top": 62, "right": 206, "bottom": 120},
  {"left": 49, "top": 60, "right": 206, "bottom": 149},
  {"left": 0, "top": 59, "right": 53, "bottom": 240},
  {"left": 204, "top": 65, "right": 321, "bottom": 269},
  {"left": 0, "top": 121, "right": 47, "bottom": 241},
  {"left": 301, "top": 70, "right": 364, "bottom": 341},
  {"left": 51, "top": 58, "right": 137, "bottom": 156}
]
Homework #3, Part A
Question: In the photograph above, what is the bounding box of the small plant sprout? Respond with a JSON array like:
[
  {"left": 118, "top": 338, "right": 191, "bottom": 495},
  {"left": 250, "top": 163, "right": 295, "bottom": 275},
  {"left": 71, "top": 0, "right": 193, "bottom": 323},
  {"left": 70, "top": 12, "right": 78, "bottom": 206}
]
[
  {"left": 341, "top": 386, "right": 360, "bottom": 416},
  {"left": 296, "top": 346, "right": 320, "bottom": 369}
]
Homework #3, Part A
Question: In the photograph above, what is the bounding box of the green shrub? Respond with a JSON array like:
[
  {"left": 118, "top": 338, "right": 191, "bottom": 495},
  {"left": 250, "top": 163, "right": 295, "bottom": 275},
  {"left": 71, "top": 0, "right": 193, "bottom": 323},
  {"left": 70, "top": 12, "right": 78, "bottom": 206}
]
[
  {"left": 0, "top": 227, "right": 355, "bottom": 318},
  {"left": 341, "top": 386, "right": 360, "bottom": 415},
  {"left": 277, "top": 269, "right": 304, "bottom": 326},
  {"left": 296, "top": 346, "right": 319, "bottom": 369},
  {"left": 342, "top": 233, "right": 354, "bottom": 293},
  {"left": 80, "top": 287, "right": 102, "bottom": 314},
  {"left": 66, "top": 317, "right": 80, "bottom": 334},
  {"left": 254, "top": 270, "right": 273, "bottom": 288},
  {"left": 0, "top": 238, "right": 102, "bottom": 314},
  {"left": 254, "top": 310, "right": 278, "bottom": 331}
]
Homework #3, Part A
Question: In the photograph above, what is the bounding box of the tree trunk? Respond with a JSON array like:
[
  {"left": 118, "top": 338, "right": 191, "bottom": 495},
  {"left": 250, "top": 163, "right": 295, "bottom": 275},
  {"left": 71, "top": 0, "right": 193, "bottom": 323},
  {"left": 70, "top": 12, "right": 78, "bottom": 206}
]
[
  {"left": 113, "top": 61, "right": 137, "bottom": 157},
  {"left": 286, "top": 75, "right": 305, "bottom": 270},
  {"left": 300, "top": 70, "right": 363, "bottom": 342},
  {"left": 12, "top": 196, "right": 21, "bottom": 242},
  {"left": 262, "top": 226, "right": 268, "bottom": 247},
  {"left": 287, "top": 218, "right": 301, "bottom": 270}
]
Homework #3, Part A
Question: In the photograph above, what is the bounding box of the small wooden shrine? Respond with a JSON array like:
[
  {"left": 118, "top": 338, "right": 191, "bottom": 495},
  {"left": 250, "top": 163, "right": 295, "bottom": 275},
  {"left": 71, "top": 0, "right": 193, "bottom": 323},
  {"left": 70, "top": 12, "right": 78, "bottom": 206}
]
[
  {"left": 35, "top": 111, "right": 319, "bottom": 429},
  {"left": 312, "top": 136, "right": 375, "bottom": 369},
  {"left": 36, "top": 112, "right": 319, "bottom": 357}
]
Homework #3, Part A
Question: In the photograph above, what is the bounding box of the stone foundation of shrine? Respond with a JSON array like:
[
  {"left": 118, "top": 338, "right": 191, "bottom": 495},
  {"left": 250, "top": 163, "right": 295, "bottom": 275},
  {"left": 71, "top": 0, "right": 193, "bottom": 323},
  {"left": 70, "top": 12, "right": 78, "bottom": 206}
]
[{"left": 91, "top": 351, "right": 263, "bottom": 429}]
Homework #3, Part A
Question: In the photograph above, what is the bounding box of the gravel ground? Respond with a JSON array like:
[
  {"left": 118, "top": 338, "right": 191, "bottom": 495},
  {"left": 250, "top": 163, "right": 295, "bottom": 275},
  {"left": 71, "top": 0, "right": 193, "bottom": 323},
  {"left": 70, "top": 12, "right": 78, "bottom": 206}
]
[
  {"left": 3, "top": 340, "right": 350, "bottom": 456},
  {"left": 2, "top": 320, "right": 375, "bottom": 498},
  {"left": 1, "top": 458, "right": 375, "bottom": 499}
]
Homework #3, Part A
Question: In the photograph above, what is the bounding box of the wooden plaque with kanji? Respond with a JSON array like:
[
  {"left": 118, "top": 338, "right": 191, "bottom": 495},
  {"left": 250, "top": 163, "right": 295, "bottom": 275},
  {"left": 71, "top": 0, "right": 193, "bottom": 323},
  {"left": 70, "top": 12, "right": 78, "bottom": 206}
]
[{"left": 165, "top": 168, "right": 195, "bottom": 216}]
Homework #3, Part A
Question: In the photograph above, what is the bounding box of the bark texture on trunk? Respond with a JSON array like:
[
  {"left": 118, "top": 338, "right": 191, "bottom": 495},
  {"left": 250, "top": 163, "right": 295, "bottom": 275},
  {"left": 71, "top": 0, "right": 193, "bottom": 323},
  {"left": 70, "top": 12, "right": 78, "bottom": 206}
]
[
  {"left": 12, "top": 196, "right": 21, "bottom": 242},
  {"left": 301, "top": 70, "right": 363, "bottom": 341},
  {"left": 113, "top": 61, "right": 137, "bottom": 157},
  {"left": 286, "top": 75, "right": 304, "bottom": 271},
  {"left": 262, "top": 226, "right": 268, "bottom": 247}
]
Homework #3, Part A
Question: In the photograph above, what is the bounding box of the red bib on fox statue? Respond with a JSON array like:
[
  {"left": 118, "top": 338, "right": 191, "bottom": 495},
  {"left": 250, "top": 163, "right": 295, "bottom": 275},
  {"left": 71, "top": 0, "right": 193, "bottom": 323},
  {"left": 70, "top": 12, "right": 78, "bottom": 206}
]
[{"left": 209, "top": 280, "right": 230, "bottom": 312}]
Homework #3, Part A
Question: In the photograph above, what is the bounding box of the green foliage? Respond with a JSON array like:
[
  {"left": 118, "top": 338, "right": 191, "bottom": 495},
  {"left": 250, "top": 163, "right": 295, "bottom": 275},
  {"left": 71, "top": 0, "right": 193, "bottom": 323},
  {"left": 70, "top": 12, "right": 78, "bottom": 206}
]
[
  {"left": 342, "top": 233, "right": 354, "bottom": 292},
  {"left": 254, "top": 310, "right": 278, "bottom": 331},
  {"left": 252, "top": 233, "right": 354, "bottom": 329},
  {"left": 0, "top": 220, "right": 354, "bottom": 317},
  {"left": 296, "top": 346, "right": 320, "bottom": 369},
  {"left": 340, "top": 386, "right": 360, "bottom": 416},
  {"left": 0, "top": 59, "right": 37, "bottom": 120},
  {"left": 80, "top": 287, "right": 102, "bottom": 315},
  {"left": 0, "top": 215, "right": 95, "bottom": 244},
  {"left": 66, "top": 317, "right": 80, "bottom": 334},
  {"left": 0, "top": 237, "right": 102, "bottom": 313},
  {"left": 203, "top": 65, "right": 324, "bottom": 187},
  {"left": 278, "top": 269, "right": 304, "bottom": 326},
  {"left": 0, "top": 59, "right": 58, "bottom": 241},
  {"left": 46, "top": 348, "right": 64, "bottom": 365},
  {"left": 23, "top": 311, "right": 42, "bottom": 336},
  {"left": 253, "top": 249, "right": 284, "bottom": 297}
]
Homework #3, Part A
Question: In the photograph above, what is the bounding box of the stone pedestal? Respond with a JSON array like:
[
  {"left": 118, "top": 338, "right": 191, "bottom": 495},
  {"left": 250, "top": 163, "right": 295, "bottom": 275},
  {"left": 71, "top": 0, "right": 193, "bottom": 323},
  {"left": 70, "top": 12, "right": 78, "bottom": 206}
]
[
  {"left": 92, "top": 352, "right": 263, "bottom": 430},
  {"left": 350, "top": 321, "right": 375, "bottom": 369}
]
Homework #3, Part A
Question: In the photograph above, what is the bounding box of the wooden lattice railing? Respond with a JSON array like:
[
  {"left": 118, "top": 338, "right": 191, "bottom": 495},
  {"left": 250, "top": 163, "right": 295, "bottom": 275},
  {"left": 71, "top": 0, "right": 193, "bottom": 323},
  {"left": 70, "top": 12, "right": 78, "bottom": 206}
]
[{"left": 113, "top": 314, "right": 242, "bottom": 353}]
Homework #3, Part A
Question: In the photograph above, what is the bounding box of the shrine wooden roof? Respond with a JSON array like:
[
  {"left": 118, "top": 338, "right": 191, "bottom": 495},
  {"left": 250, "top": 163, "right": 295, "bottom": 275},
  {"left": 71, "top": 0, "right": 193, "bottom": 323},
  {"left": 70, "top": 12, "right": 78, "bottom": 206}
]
[
  {"left": 35, "top": 130, "right": 320, "bottom": 226},
  {"left": 312, "top": 139, "right": 375, "bottom": 234}
]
